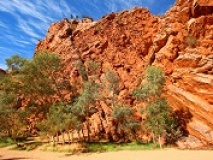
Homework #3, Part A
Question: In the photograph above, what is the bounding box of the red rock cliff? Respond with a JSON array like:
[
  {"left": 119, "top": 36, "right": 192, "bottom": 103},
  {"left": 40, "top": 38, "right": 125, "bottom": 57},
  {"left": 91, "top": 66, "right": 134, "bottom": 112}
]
[{"left": 35, "top": 0, "right": 213, "bottom": 148}]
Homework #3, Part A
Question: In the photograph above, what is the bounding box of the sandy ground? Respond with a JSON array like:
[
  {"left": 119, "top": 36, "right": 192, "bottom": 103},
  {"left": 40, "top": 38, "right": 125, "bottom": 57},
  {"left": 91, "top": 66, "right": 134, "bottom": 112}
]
[{"left": 0, "top": 147, "right": 212, "bottom": 160}]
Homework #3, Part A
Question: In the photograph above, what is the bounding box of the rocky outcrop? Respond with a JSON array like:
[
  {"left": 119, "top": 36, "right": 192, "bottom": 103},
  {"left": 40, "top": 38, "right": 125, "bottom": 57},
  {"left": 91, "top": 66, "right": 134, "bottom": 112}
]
[
  {"left": 35, "top": 0, "right": 213, "bottom": 148},
  {"left": 191, "top": 0, "right": 213, "bottom": 18},
  {"left": 0, "top": 69, "right": 6, "bottom": 75}
]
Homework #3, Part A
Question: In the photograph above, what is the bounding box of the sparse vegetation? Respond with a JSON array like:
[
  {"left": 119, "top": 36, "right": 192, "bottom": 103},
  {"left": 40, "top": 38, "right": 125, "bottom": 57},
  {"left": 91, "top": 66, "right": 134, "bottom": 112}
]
[
  {"left": 0, "top": 137, "right": 14, "bottom": 148},
  {"left": 41, "top": 142, "right": 159, "bottom": 153},
  {"left": 81, "top": 142, "right": 159, "bottom": 153},
  {"left": 0, "top": 53, "right": 180, "bottom": 152},
  {"left": 82, "top": 15, "right": 94, "bottom": 21},
  {"left": 104, "top": 70, "right": 120, "bottom": 108},
  {"left": 70, "top": 14, "right": 79, "bottom": 20},
  {"left": 37, "top": 103, "right": 72, "bottom": 146},
  {"left": 0, "top": 52, "right": 74, "bottom": 145},
  {"left": 133, "top": 66, "right": 181, "bottom": 148},
  {"left": 112, "top": 105, "right": 140, "bottom": 141},
  {"left": 185, "top": 35, "right": 198, "bottom": 48},
  {"left": 70, "top": 80, "right": 100, "bottom": 142},
  {"left": 94, "top": 24, "right": 102, "bottom": 34}
]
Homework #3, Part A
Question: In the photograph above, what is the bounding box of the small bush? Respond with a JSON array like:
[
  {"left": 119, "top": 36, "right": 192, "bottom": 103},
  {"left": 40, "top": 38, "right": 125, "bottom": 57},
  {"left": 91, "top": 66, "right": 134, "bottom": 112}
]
[
  {"left": 83, "top": 142, "right": 159, "bottom": 153},
  {"left": 185, "top": 35, "right": 198, "bottom": 48},
  {"left": 0, "top": 137, "right": 14, "bottom": 148},
  {"left": 94, "top": 25, "right": 102, "bottom": 34}
]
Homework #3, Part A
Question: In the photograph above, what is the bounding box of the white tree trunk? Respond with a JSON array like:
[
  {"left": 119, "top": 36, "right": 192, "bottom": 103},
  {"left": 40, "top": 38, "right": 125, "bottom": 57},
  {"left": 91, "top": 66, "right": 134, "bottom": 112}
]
[
  {"left": 152, "top": 132, "right": 155, "bottom": 144},
  {"left": 52, "top": 136, "right": 55, "bottom": 146},
  {"left": 68, "top": 130, "right": 71, "bottom": 144},
  {"left": 158, "top": 135, "right": 162, "bottom": 148}
]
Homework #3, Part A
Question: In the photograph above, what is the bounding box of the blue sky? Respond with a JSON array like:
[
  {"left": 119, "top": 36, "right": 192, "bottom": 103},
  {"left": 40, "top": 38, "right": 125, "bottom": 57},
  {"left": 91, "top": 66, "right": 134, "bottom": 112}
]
[{"left": 0, "top": 0, "right": 175, "bottom": 69}]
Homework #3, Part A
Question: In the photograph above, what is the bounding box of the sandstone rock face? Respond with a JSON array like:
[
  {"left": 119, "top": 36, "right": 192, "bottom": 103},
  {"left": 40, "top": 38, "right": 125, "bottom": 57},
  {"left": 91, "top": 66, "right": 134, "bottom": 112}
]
[
  {"left": 35, "top": 0, "right": 213, "bottom": 148},
  {"left": 191, "top": 0, "right": 213, "bottom": 18}
]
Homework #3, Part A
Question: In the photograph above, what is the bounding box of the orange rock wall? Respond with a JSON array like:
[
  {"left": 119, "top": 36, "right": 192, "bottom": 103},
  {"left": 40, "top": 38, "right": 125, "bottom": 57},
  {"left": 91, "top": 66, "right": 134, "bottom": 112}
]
[{"left": 35, "top": 0, "right": 213, "bottom": 148}]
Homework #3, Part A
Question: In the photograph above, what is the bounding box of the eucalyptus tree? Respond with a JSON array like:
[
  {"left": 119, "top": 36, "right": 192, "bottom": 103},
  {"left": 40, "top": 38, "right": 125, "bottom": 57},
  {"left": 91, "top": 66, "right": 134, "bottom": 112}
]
[
  {"left": 133, "top": 66, "right": 181, "bottom": 147},
  {"left": 0, "top": 52, "right": 75, "bottom": 139},
  {"left": 0, "top": 71, "right": 28, "bottom": 140},
  {"left": 0, "top": 96, "right": 28, "bottom": 139},
  {"left": 112, "top": 104, "right": 140, "bottom": 141},
  {"left": 104, "top": 70, "right": 119, "bottom": 109},
  {"left": 70, "top": 80, "right": 100, "bottom": 142},
  {"left": 37, "top": 102, "right": 72, "bottom": 145},
  {"left": 69, "top": 59, "right": 101, "bottom": 142}
]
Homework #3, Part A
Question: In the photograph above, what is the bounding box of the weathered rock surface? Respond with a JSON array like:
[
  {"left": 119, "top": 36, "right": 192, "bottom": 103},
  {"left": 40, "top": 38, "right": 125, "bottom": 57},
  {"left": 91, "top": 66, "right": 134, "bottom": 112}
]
[
  {"left": 35, "top": 0, "right": 213, "bottom": 148},
  {"left": 191, "top": 0, "right": 213, "bottom": 18}
]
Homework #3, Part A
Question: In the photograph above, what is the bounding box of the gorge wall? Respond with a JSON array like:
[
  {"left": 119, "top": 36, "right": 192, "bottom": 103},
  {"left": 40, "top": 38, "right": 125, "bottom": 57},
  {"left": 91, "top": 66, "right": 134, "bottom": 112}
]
[{"left": 35, "top": 0, "right": 213, "bottom": 148}]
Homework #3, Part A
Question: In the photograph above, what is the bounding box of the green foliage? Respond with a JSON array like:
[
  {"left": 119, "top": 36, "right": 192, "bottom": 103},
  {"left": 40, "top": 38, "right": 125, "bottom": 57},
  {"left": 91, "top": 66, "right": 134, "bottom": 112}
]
[
  {"left": 72, "top": 60, "right": 101, "bottom": 108},
  {"left": 133, "top": 66, "right": 181, "bottom": 144},
  {"left": 133, "top": 66, "right": 165, "bottom": 101},
  {"left": 112, "top": 105, "right": 140, "bottom": 139},
  {"left": 74, "top": 59, "right": 101, "bottom": 82},
  {"left": 104, "top": 70, "right": 120, "bottom": 109},
  {"left": 0, "top": 76, "right": 29, "bottom": 137},
  {"left": 69, "top": 115, "right": 83, "bottom": 131},
  {"left": 0, "top": 137, "right": 14, "bottom": 148},
  {"left": 0, "top": 74, "right": 21, "bottom": 110},
  {"left": 70, "top": 80, "right": 100, "bottom": 119},
  {"left": 37, "top": 103, "right": 71, "bottom": 136},
  {"left": 12, "top": 52, "right": 72, "bottom": 113},
  {"left": 68, "top": 78, "right": 100, "bottom": 141},
  {"left": 0, "top": 104, "right": 28, "bottom": 139},
  {"left": 0, "top": 92, "right": 16, "bottom": 107},
  {"left": 19, "top": 52, "right": 66, "bottom": 100},
  {"left": 74, "top": 60, "right": 88, "bottom": 81},
  {"left": 87, "top": 60, "right": 100, "bottom": 74},
  {"left": 0, "top": 73, "right": 25, "bottom": 138},
  {"left": 112, "top": 105, "right": 133, "bottom": 119},
  {"left": 40, "top": 142, "right": 155, "bottom": 154},
  {"left": 6, "top": 54, "right": 28, "bottom": 71},
  {"left": 145, "top": 99, "right": 172, "bottom": 136},
  {"left": 104, "top": 70, "right": 140, "bottom": 140},
  {"left": 145, "top": 66, "right": 165, "bottom": 85},
  {"left": 70, "top": 60, "right": 101, "bottom": 141},
  {"left": 83, "top": 142, "right": 158, "bottom": 153},
  {"left": 1, "top": 52, "right": 74, "bottom": 140},
  {"left": 105, "top": 70, "right": 119, "bottom": 93},
  {"left": 185, "top": 35, "right": 198, "bottom": 48}
]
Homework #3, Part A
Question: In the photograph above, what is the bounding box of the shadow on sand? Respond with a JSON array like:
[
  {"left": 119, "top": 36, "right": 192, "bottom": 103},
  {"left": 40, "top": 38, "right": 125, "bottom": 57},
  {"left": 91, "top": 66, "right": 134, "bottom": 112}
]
[{"left": 0, "top": 157, "right": 29, "bottom": 160}]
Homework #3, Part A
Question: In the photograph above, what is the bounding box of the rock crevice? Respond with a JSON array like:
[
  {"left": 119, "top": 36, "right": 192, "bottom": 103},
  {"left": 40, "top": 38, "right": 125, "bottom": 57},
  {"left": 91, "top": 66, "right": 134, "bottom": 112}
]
[{"left": 35, "top": 0, "right": 213, "bottom": 148}]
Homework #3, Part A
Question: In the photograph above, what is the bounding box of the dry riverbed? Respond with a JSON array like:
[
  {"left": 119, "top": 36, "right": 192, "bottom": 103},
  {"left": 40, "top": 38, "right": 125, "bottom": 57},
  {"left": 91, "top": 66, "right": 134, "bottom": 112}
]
[{"left": 0, "top": 147, "right": 212, "bottom": 160}]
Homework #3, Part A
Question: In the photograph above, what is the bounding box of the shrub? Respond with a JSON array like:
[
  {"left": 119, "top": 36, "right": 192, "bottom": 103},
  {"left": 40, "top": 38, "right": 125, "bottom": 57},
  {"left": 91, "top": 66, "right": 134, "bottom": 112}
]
[{"left": 185, "top": 35, "right": 198, "bottom": 48}]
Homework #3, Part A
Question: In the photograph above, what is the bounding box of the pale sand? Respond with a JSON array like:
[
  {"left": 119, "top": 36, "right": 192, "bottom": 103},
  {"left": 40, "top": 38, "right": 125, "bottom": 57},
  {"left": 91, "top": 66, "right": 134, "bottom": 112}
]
[{"left": 0, "top": 147, "right": 212, "bottom": 160}]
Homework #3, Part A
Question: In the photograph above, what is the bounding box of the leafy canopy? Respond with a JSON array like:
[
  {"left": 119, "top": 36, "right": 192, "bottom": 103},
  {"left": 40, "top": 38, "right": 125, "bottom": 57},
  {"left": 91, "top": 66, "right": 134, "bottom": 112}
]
[
  {"left": 113, "top": 105, "right": 139, "bottom": 132},
  {"left": 6, "top": 54, "right": 28, "bottom": 71},
  {"left": 0, "top": 52, "right": 74, "bottom": 138},
  {"left": 133, "top": 66, "right": 165, "bottom": 101},
  {"left": 133, "top": 66, "right": 181, "bottom": 144}
]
